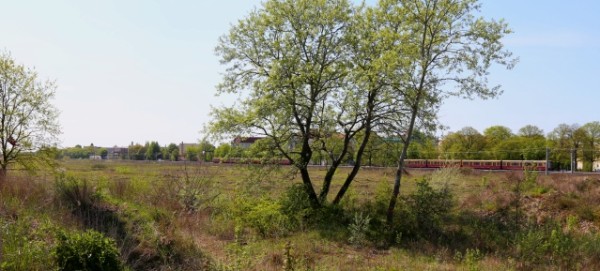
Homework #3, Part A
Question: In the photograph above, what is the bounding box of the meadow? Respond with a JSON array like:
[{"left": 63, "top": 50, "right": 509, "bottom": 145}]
[{"left": 1, "top": 160, "right": 600, "bottom": 270}]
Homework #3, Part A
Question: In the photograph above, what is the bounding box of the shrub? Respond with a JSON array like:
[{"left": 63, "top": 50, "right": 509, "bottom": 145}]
[
  {"left": 0, "top": 218, "right": 55, "bottom": 270},
  {"left": 280, "top": 184, "right": 314, "bottom": 230},
  {"left": 54, "top": 229, "right": 123, "bottom": 271},
  {"left": 348, "top": 212, "right": 371, "bottom": 246},
  {"left": 178, "top": 172, "right": 220, "bottom": 213},
  {"left": 243, "top": 197, "right": 289, "bottom": 238},
  {"left": 397, "top": 178, "right": 453, "bottom": 240},
  {"left": 515, "top": 226, "right": 577, "bottom": 269}
]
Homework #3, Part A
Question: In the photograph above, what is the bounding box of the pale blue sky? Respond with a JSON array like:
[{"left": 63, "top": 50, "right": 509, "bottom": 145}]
[{"left": 1, "top": 1, "right": 598, "bottom": 147}]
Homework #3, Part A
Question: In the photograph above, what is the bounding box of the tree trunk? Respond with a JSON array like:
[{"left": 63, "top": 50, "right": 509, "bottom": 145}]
[
  {"left": 386, "top": 103, "right": 420, "bottom": 225},
  {"left": 300, "top": 167, "right": 321, "bottom": 208},
  {"left": 333, "top": 126, "right": 372, "bottom": 204},
  {"left": 319, "top": 149, "right": 345, "bottom": 203},
  {"left": 0, "top": 166, "right": 7, "bottom": 189}
]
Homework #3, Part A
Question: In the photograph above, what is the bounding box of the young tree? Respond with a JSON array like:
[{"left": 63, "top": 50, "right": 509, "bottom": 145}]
[
  {"left": 0, "top": 52, "right": 60, "bottom": 184},
  {"left": 379, "top": 0, "right": 517, "bottom": 224}
]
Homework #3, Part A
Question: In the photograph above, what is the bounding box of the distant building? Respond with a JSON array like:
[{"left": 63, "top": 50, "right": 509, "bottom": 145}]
[
  {"left": 232, "top": 136, "right": 264, "bottom": 149},
  {"left": 107, "top": 146, "right": 128, "bottom": 159}
]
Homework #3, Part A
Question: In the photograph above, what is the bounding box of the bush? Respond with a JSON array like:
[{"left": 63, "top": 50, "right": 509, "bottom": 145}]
[
  {"left": 348, "top": 212, "right": 371, "bottom": 246},
  {"left": 55, "top": 229, "right": 123, "bottom": 271},
  {"left": 280, "top": 184, "right": 314, "bottom": 230},
  {"left": 397, "top": 178, "right": 453, "bottom": 240},
  {"left": 515, "top": 226, "right": 578, "bottom": 269},
  {"left": 244, "top": 198, "right": 289, "bottom": 238},
  {"left": 0, "top": 218, "right": 55, "bottom": 270}
]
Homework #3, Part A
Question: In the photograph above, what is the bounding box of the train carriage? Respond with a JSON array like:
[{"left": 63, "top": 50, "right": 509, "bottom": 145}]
[
  {"left": 461, "top": 160, "right": 503, "bottom": 170},
  {"left": 404, "top": 159, "right": 428, "bottom": 168},
  {"left": 404, "top": 159, "right": 547, "bottom": 171}
]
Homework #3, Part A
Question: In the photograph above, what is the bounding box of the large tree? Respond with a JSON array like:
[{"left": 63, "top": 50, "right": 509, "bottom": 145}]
[
  {"left": 439, "top": 127, "right": 487, "bottom": 159},
  {"left": 378, "top": 0, "right": 517, "bottom": 224},
  {"left": 210, "top": 0, "right": 371, "bottom": 207},
  {"left": 0, "top": 52, "right": 60, "bottom": 185}
]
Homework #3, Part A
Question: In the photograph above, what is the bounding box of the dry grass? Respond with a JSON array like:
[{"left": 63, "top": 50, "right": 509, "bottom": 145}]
[{"left": 4, "top": 160, "right": 600, "bottom": 270}]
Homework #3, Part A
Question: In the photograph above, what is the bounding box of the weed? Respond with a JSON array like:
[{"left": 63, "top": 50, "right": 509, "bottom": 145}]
[
  {"left": 54, "top": 229, "right": 123, "bottom": 271},
  {"left": 348, "top": 212, "right": 371, "bottom": 247}
]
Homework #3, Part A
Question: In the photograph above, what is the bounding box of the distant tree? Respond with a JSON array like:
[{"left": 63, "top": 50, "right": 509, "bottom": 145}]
[
  {"left": 483, "top": 126, "right": 514, "bottom": 158},
  {"left": 439, "top": 127, "right": 487, "bottom": 159},
  {"left": 62, "top": 145, "right": 90, "bottom": 159},
  {"left": 145, "top": 141, "right": 161, "bottom": 160},
  {"left": 169, "top": 149, "right": 179, "bottom": 161},
  {"left": 128, "top": 144, "right": 146, "bottom": 160},
  {"left": 185, "top": 146, "right": 199, "bottom": 161},
  {"left": 213, "top": 143, "right": 231, "bottom": 159},
  {"left": 518, "top": 125, "right": 544, "bottom": 138},
  {"left": 484, "top": 126, "right": 513, "bottom": 145},
  {"left": 0, "top": 52, "right": 60, "bottom": 184},
  {"left": 579, "top": 121, "right": 600, "bottom": 171},
  {"left": 99, "top": 148, "right": 108, "bottom": 159},
  {"left": 406, "top": 131, "right": 439, "bottom": 159},
  {"left": 198, "top": 140, "right": 216, "bottom": 161},
  {"left": 548, "top": 123, "right": 582, "bottom": 170}
]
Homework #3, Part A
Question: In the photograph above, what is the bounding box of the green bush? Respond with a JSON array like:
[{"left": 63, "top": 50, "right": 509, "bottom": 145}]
[
  {"left": 55, "top": 229, "right": 123, "bottom": 271},
  {"left": 348, "top": 212, "right": 371, "bottom": 246},
  {"left": 280, "top": 184, "right": 314, "bottom": 230},
  {"left": 516, "top": 226, "right": 578, "bottom": 269},
  {"left": 0, "top": 218, "right": 55, "bottom": 270},
  {"left": 244, "top": 198, "right": 289, "bottom": 237},
  {"left": 397, "top": 178, "right": 453, "bottom": 240}
]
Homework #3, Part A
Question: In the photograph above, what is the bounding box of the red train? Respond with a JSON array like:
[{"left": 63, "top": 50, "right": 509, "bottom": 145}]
[{"left": 404, "top": 159, "right": 547, "bottom": 171}]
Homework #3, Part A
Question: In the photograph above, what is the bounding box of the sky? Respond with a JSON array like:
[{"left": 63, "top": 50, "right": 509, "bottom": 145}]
[{"left": 1, "top": 0, "right": 599, "bottom": 147}]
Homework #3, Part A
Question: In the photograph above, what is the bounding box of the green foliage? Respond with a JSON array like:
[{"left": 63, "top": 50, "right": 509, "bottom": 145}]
[
  {"left": 440, "top": 127, "right": 488, "bottom": 159},
  {"left": 54, "top": 174, "right": 100, "bottom": 210},
  {"left": 515, "top": 226, "right": 577, "bottom": 269},
  {"left": 396, "top": 178, "right": 454, "bottom": 240},
  {"left": 243, "top": 198, "right": 289, "bottom": 238},
  {"left": 178, "top": 171, "right": 220, "bottom": 213},
  {"left": 280, "top": 184, "right": 314, "bottom": 230},
  {"left": 145, "top": 141, "right": 161, "bottom": 160},
  {"left": 0, "top": 51, "right": 61, "bottom": 179},
  {"left": 0, "top": 218, "right": 55, "bottom": 270},
  {"left": 454, "top": 248, "right": 483, "bottom": 271},
  {"left": 54, "top": 229, "right": 123, "bottom": 271},
  {"left": 128, "top": 143, "right": 146, "bottom": 160},
  {"left": 348, "top": 212, "right": 371, "bottom": 246},
  {"left": 213, "top": 143, "right": 232, "bottom": 159}
]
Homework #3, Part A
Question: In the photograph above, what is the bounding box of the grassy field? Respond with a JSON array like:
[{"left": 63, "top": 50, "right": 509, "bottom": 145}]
[{"left": 1, "top": 159, "right": 600, "bottom": 270}]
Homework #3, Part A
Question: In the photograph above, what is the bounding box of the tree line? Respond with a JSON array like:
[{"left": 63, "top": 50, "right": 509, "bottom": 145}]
[
  {"left": 211, "top": 122, "right": 600, "bottom": 171},
  {"left": 59, "top": 140, "right": 216, "bottom": 162}
]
